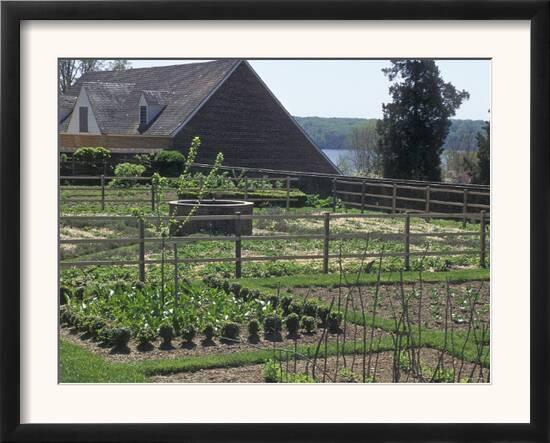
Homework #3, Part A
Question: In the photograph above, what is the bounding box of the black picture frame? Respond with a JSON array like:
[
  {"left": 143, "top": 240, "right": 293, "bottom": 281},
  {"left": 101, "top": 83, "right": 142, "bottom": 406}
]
[{"left": 1, "top": 1, "right": 548, "bottom": 442}]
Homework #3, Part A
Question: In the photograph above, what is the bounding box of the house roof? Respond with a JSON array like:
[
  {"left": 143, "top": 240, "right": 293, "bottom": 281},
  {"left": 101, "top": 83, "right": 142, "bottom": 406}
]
[
  {"left": 61, "top": 59, "right": 240, "bottom": 136},
  {"left": 58, "top": 95, "right": 77, "bottom": 125}
]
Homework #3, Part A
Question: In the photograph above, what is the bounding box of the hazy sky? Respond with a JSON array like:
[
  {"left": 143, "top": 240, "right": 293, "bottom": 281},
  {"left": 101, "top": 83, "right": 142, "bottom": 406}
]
[{"left": 130, "top": 59, "right": 490, "bottom": 120}]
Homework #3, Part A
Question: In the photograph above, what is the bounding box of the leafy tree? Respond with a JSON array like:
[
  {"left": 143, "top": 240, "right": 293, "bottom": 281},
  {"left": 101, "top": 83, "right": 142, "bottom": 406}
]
[
  {"left": 58, "top": 59, "right": 132, "bottom": 93},
  {"left": 349, "top": 120, "right": 382, "bottom": 177},
  {"left": 377, "top": 60, "right": 470, "bottom": 181},
  {"left": 476, "top": 121, "right": 490, "bottom": 185}
]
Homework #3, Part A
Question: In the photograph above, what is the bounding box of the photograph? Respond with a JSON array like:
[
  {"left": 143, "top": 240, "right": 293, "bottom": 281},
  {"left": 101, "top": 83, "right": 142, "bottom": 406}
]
[{"left": 58, "top": 57, "right": 491, "bottom": 384}]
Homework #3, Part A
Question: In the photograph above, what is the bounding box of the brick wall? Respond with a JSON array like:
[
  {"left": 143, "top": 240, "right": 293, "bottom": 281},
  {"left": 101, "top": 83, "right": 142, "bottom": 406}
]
[
  {"left": 59, "top": 133, "right": 173, "bottom": 152},
  {"left": 173, "top": 63, "right": 339, "bottom": 175}
]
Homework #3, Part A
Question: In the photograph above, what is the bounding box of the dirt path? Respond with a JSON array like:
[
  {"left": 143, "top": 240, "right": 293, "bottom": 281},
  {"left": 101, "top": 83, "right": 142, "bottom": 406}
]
[{"left": 150, "top": 348, "right": 488, "bottom": 383}]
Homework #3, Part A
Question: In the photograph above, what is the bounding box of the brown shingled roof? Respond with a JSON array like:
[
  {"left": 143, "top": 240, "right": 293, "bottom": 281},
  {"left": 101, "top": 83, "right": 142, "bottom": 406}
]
[{"left": 61, "top": 59, "right": 241, "bottom": 136}]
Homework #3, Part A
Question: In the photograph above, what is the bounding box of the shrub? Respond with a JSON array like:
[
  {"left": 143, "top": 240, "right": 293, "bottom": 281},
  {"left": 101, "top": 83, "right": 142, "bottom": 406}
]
[
  {"left": 97, "top": 326, "right": 114, "bottom": 344},
  {"left": 136, "top": 325, "right": 156, "bottom": 346},
  {"left": 111, "top": 327, "right": 131, "bottom": 348},
  {"left": 59, "top": 286, "right": 71, "bottom": 305},
  {"left": 318, "top": 306, "right": 330, "bottom": 327},
  {"left": 266, "top": 294, "right": 279, "bottom": 309},
  {"left": 280, "top": 295, "right": 293, "bottom": 315},
  {"left": 153, "top": 150, "right": 186, "bottom": 176},
  {"left": 238, "top": 287, "right": 250, "bottom": 300},
  {"left": 220, "top": 322, "right": 240, "bottom": 340},
  {"left": 158, "top": 321, "right": 175, "bottom": 346},
  {"left": 302, "top": 300, "right": 318, "bottom": 317},
  {"left": 88, "top": 317, "right": 106, "bottom": 339},
  {"left": 263, "top": 315, "right": 282, "bottom": 335},
  {"left": 111, "top": 162, "right": 146, "bottom": 188},
  {"left": 60, "top": 306, "right": 72, "bottom": 325},
  {"left": 202, "top": 324, "right": 215, "bottom": 340},
  {"left": 74, "top": 286, "right": 85, "bottom": 300},
  {"left": 328, "top": 311, "right": 343, "bottom": 333},
  {"left": 181, "top": 325, "right": 196, "bottom": 343},
  {"left": 230, "top": 283, "right": 241, "bottom": 298},
  {"left": 285, "top": 313, "right": 300, "bottom": 336},
  {"left": 288, "top": 301, "right": 302, "bottom": 316},
  {"left": 301, "top": 316, "right": 316, "bottom": 333},
  {"left": 222, "top": 280, "right": 231, "bottom": 294},
  {"left": 249, "top": 289, "right": 261, "bottom": 301},
  {"left": 247, "top": 319, "right": 260, "bottom": 337},
  {"left": 74, "top": 147, "right": 111, "bottom": 172}
]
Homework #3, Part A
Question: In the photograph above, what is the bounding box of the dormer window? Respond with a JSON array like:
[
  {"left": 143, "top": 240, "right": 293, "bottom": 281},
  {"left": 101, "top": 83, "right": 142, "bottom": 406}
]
[
  {"left": 79, "top": 106, "right": 88, "bottom": 132},
  {"left": 140, "top": 106, "right": 148, "bottom": 127}
]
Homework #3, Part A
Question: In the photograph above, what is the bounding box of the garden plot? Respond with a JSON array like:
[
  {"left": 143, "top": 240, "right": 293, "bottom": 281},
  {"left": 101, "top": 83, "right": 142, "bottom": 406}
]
[
  {"left": 150, "top": 348, "right": 488, "bottom": 384},
  {"left": 292, "top": 281, "right": 490, "bottom": 331},
  {"left": 60, "top": 208, "right": 486, "bottom": 279}
]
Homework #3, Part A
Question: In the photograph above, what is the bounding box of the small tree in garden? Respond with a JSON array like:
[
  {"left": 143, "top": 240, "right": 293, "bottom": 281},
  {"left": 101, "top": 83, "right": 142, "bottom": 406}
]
[{"left": 135, "top": 136, "right": 224, "bottom": 312}]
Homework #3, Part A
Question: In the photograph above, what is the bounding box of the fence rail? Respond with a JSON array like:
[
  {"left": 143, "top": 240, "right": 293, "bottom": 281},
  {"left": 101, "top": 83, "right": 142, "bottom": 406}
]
[
  {"left": 60, "top": 174, "right": 300, "bottom": 210},
  {"left": 332, "top": 178, "right": 490, "bottom": 219},
  {"left": 60, "top": 211, "right": 489, "bottom": 280}
]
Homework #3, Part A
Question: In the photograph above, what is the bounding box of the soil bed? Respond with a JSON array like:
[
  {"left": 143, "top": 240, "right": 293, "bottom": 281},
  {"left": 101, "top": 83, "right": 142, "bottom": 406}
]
[
  {"left": 60, "top": 324, "right": 386, "bottom": 364},
  {"left": 150, "top": 348, "right": 488, "bottom": 383},
  {"left": 293, "top": 281, "right": 490, "bottom": 330}
]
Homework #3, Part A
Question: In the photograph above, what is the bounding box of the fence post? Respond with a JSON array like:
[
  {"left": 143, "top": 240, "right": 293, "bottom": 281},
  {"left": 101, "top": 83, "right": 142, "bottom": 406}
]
[
  {"left": 323, "top": 212, "right": 330, "bottom": 274},
  {"left": 235, "top": 212, "right": 242, "bottom": 278},
  {"left": 174, "top": 242, "right": 179, "bottom": 302},
  {"left": 138, "top": 219, "right": 146, "bottom": 283},
  {"left": 244, "top": 177, "right": 248, "bottom": 200},
  {"left": 332, "top": 178, "right": 337, "bottom": 212},
  {"left": 392, "top": 183, "right": 397, "bottom": 213},
  {"left": 151, "top": 181, "right": 156, "bottom": 211},
  {"left": 286, "top": 176, "right": 291, "bottom": 210},
  {"left": 425, "top": 186, "right": 430, "bottom": 213},
  {"left": 479, "top": 210, "right": 486, "bottom": 268},
  {"left": 360, "top": 180, "right": 366, "bottom": 213},
  {"left": 404, "top": 213, "right": 410, "bottom": 271},
  {"left": 462, "top": 189, "right": 469, "bottom": 227},
  {"left": 100, "top": 174, "right": 105, "bottom": 211}
]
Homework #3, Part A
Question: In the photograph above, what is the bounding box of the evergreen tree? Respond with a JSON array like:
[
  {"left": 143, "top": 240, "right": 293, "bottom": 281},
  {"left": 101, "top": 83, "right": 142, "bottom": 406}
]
[
  {"left": 476, "top": 121, "right": 490, "bottom": 185},
  {"left": 377, "top": 60, "right": 469, "bottom": 181}
]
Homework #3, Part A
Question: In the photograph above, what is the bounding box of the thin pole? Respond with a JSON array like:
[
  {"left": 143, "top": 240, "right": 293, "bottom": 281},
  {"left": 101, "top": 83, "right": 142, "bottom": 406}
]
[
  {"left": 323, "top": 212, "right": 330, "bottom": 274},
  {"left": 100, "top": 174, "right": 105, "bottom": 211},
  {"left": 286, "top": 176, "right": 291, "bottom": 210},
  {"left": 404, "top": 213, "right": 411, "bottom": 271},
  {"left": 138, "top": 219, "right": 145, "bottom": 282},
  {"left": 235, "top": 212, "right": 242, "bottom": 278},
  {"left": 151, "top": 181, "right": 156, "bottom": 211},
  {"left": 332, "top": 178, "right": 337, "bottom": 212},
  {"left": 392, "top": 183, "right": 397, "bottom": 213},
  {"left": 425, "top": 186, "right": 430, "bottom": 221},
  {"left": 360, "top": 180, "right": 366, "bottom": 213},
  {"left": 479, "top": 210, "right": 487, "bottom": 268},
  {"left": 174, "top": 242, "right": 179, "bottom": 302},
  {"left": 462, "top": 189, "right": 469, "bottom": 227}
]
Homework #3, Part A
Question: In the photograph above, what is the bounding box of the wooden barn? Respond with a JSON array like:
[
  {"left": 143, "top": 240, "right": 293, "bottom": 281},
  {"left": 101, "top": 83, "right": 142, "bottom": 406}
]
[{"left": 58, "top": 59, "right": 339, "bottom": 174}]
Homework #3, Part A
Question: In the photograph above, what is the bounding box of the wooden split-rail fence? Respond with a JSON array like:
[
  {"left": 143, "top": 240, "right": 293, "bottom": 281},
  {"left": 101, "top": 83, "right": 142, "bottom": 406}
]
[
  {"left": 331, "top": 178, "right": 490, "bottom": 220},
  {"left": 60, "top": 175, "right": 300, "bottom": 211},
  {"left": 60, "top": 211, "right": 489, "bottom": 282}
]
